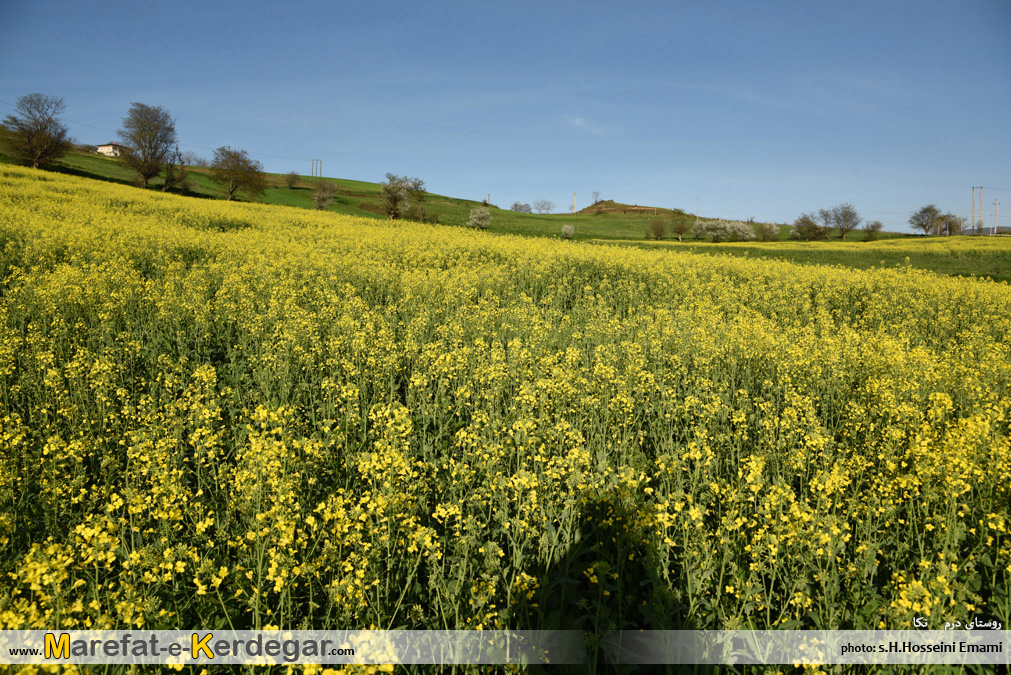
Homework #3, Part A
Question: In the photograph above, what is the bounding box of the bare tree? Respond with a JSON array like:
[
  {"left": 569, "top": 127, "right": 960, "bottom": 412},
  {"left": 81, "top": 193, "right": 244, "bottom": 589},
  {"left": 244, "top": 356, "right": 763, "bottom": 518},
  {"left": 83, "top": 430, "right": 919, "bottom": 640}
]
[
  {"left": 533, "top": 199, "right": 555, "bottom": 214},
  {"left": 285, "top": 171, "right": 300, "bottom": 189},
  {"left": 510, "top": 202, "right": 533, "bottom": 213},
  {"left": 401, "top": 177, "right": 429, "bottom": 220},
  {"left": 833, "top": 203, "right": 861, "bottom": 240},
  {"left": 210, "top": 146, "right": 266, "bottom": 201},
  {"left": 909, "top": 204, "right": 942, "bottom": 236},
  {"left": 2, "top": 93, "right": 72, "bottom": 169},
  {"left": 408, "top": 177, "right": 426, "bottom": 203},
  {"left": 119, "top": 103, "right": 177, "bottom": 188},
  {"left": 161, "top": 145, "right": 189, "bottom": 192},
  {"left": 818, "top": 203, "right": 861, "bottom": 240},
  {"left": 592, "top": 191, "right": 601, "bottom": 205},
  {"left": 181, "top": 150, "right": 209, "bottom": 167}
]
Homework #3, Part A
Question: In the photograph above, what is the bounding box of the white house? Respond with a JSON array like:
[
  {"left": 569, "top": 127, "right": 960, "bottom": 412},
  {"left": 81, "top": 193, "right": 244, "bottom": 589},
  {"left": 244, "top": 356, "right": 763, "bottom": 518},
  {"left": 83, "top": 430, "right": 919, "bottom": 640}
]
[{"left": 96, "top": 143, "right": 128, "bottom": 157}]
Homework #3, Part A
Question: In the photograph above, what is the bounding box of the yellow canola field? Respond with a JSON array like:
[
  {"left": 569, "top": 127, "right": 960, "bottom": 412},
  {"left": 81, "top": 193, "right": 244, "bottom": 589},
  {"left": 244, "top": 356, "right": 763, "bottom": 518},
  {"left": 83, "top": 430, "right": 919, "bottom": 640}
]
[{"left": 1, "top": 164, "right": 1009, "bottom": 636}]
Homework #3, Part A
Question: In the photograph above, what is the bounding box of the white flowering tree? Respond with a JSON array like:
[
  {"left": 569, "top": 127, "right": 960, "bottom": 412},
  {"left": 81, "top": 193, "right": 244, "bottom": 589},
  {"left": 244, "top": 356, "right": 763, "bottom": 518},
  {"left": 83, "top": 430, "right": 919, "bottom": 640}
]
[{"left": 467, "top": 207, "right": 492, "bottom": 230}]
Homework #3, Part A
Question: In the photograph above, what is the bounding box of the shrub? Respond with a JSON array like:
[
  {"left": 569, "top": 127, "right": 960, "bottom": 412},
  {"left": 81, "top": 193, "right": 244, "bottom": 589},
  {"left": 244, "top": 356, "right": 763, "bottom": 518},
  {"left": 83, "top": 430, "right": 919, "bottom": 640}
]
[
  {"left": 467, "top": 207, "right": 492, "bottom": 230},
  {"left": 561, "top": 224, "right": 575, "bottom": 239},
  {"left": 790, "top": 213, "right": 830, "bottom": 241},
  {"left": 285, "top": 171, "right": 300, "bottom": 189},
  {"left": 404, "top": 204, "right": 429, "bottom": 222},
  {"left": 694, "top": 219, "right": 755, "bottom": 243},
  {"left": 754, "top": 222, "right": 780, "bottom": 242},
  {"left": 863, "top": 220, "right": 884, "bottom": 242},
  {"left": 648, "top": 216, "right": 667, "bottom": 240}
]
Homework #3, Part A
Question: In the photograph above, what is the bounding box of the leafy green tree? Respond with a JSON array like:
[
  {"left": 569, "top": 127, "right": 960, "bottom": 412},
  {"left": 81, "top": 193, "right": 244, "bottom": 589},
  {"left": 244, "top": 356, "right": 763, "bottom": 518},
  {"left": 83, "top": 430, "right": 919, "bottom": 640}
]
[{"left": 2, "top": 93, "right": 72, "bottom": 169}]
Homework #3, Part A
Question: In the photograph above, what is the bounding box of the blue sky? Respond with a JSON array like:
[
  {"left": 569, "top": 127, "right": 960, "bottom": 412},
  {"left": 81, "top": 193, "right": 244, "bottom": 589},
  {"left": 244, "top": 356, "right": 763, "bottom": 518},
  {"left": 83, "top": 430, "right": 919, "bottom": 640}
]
[{"left": 2, "top": 0, "right": 1009, "bottom": 231}]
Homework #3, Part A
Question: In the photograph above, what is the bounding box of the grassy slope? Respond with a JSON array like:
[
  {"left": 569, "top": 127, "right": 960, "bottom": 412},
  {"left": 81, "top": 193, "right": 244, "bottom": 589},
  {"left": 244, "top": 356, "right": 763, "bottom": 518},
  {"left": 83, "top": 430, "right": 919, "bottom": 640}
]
[
  {"left": 45, "top": 151, "right": 906, "bottom": 239},
  {"left": 8, "top": 149, "right": 1007, "bottom": 282}
]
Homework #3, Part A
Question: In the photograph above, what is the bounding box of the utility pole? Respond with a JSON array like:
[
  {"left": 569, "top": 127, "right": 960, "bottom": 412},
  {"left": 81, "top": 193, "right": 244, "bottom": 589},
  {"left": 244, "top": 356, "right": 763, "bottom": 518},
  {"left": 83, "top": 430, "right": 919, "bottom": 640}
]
[
  {"left": 973, "top": 186, "right": 985, "bottom": 235},
  {"left": 981, "top": 187, "right": 985, "bottom": 234},
  {"left": 996, "top": 199, "right": 1000, "bottom": 236},
  {"left": 573, "top": 192, "right": 576, "bottom": 214}
]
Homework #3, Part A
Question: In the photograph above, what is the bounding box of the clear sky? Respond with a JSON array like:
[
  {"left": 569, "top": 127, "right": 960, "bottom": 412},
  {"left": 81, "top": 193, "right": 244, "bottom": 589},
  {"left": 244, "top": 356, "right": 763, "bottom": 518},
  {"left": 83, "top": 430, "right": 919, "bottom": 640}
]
[{"left": 2, "top": 0, "right": 1009, "bottom": 231}]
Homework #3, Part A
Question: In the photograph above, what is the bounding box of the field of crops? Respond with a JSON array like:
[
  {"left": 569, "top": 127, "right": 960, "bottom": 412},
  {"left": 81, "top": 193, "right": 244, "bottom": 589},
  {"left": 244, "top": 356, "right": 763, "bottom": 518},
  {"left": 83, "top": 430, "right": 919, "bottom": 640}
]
[
  {"left": 633, "top": 237, "right": 1011, "bottom": 284},
  {"left": 1, "top": 165, "right": 1010, "bottom": 668}
]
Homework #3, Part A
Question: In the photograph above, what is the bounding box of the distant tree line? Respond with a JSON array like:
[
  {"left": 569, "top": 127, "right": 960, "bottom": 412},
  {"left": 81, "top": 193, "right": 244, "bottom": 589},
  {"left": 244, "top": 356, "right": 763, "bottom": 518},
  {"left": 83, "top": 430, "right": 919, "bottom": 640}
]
[
  {"left": 510, "top": 200, "right": 555, "bottom": 214},
  {"left": 787, "top": 203, "right": 964, "bottom": 241},
  {"left": 788, "top": 204, "right": 880, "bottom": 241}
]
